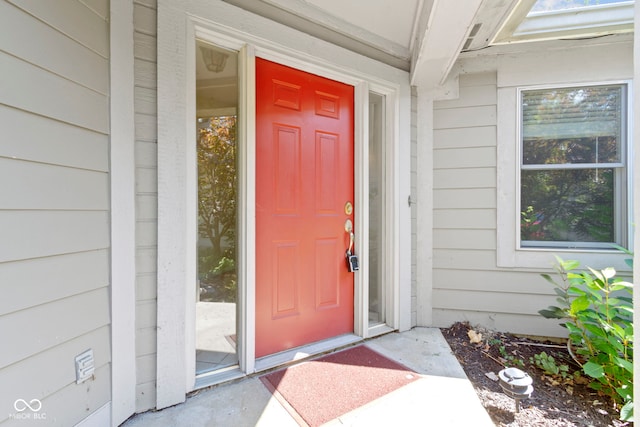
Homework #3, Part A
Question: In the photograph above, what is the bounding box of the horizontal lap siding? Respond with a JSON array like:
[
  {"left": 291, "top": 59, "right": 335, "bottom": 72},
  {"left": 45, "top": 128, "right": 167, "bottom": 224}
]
[
  {"left": 432, "top": 72, "right": 565, "bottom": 337},
  {"left": 0, "top": 327, "right": 110, "bottom": 423},
  {"left": 0, "top": 1, "right": 111, "bottom": 425},
  {"left": 134, "top": 0, "right": 158, "bottom": 413}
]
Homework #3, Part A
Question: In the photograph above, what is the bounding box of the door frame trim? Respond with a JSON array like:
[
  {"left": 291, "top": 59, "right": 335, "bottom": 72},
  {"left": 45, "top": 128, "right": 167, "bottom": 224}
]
[{"left": 157, "top": 0, "right": 411, "bottom": 409}]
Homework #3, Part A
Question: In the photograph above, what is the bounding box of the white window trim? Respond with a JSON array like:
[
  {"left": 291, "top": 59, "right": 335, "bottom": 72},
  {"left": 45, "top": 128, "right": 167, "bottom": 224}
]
[
  {"left": 497, "top": 80, "right": 633, "bottom": 271},
  {"left": 157, "top": 0, "right": 411, "bottom": 409}
]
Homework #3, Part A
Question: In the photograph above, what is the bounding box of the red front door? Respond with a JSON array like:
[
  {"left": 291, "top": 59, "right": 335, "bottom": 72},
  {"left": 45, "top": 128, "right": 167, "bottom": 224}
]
[{"left": 255, "top": 58, "right": 355, "bottom": 358}]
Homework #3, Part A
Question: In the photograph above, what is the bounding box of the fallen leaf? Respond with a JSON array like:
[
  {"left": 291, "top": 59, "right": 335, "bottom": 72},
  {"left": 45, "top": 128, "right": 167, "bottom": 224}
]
[
  {"left": 467, "top": 330, "right": 483, "bottom": 344},
  {"left": 575, "top": 376, "right": 590, "bottom": 385},
  {"left": 566, "top": 386, "right": 573, "bottom": 395}
]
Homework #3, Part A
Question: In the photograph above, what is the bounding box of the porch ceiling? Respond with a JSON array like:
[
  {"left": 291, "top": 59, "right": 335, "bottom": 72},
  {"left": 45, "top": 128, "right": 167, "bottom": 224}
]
[
  {"left": 223, "top": 0, "right": 422, "bottom": 71},
  {"left": 223, "top": 0, "right": 520, "bottom": 87}
]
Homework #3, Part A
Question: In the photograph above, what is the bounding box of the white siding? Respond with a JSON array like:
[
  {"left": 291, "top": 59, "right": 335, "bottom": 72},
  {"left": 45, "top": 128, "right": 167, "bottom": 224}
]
[
  {"left": 431, "top": 38, "right": 633, "bottom": 337},
  {"left": 133, "top": 0, "right": 158, "bottom": 413},
  {"left": 431, "top": 71, "right": 559, "bottom": 335},
  {"left": 0, "top": 0, "right": 111, "bottom": 425}
]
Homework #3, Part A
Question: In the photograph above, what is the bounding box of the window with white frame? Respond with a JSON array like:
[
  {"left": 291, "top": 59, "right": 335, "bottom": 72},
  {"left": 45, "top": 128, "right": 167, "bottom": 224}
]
[{"left": 519, "top": 83, "right": 628, "bottom": 249}]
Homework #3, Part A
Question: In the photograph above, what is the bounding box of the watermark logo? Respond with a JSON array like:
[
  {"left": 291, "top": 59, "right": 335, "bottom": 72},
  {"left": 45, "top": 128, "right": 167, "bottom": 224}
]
[
  {"left": 9, "top": 398, "right": 46, "bottom": 421},
  {"left": 14, "top": 399, "right": 42, "bottom": 413}
]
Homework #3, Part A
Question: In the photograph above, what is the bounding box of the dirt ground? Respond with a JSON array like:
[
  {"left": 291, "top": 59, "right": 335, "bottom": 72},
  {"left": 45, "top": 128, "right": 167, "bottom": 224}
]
[{"left": 441, "top": 322, "right": 630, "bottom": 427}]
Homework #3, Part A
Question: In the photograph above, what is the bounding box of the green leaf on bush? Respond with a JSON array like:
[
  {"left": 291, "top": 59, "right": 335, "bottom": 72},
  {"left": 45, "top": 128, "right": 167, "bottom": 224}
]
[
  {"left": 538, "top": 307, "right": 565, "bottom": 319},
  {"left": 616, "top": 387, "right": 632, "bottom": 400},
  {"left": 570, "top": 296, "right": 590, "bottom": 314},
  {"left": 567, "top": 285, "right": 586, "bottom": 296},
  {"left": 609, "top": 323, "right": 626, "bottom": 339},
  {"left": 611, "top": 281, "right": 633, "bottom": 291},
  {"left": 541, "top": 273, "right": 555, "bottom": 285},
  {"left": 583, "top": 323, "right": 605, "bottom": 338},
  {"left": 553, "top": 288, "right": 567, "bottom": 298},
  {"left": 561, "top": 259, "right": 580, "bottom": 270},
  {"left": 606, "top": 338, "right": 625, "bottom": 354},
  {"left": 602, "top": 267, "right": 617, "bottom": 279},
  {"left": 589, "top": 380, "right": 602, "bottom": 391},
  {"left": 565, "top": 323, "right": 582, "bottom": 335},
  {"left": 583, "top": 361, "right": 605, "bottom": 378},
  {"left": 617, "top": 295, "right": 633, "bottom": 304},
  {"left": 614, "top": 357, "right": 633, "bottom": 373},
  {"left": 620, "top": 401, "right": 633, "bottom": 422}
]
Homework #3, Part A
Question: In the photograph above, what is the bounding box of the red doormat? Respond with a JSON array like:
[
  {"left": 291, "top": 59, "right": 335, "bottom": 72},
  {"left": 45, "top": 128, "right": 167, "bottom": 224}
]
[{"left": 260, "top": 345, "right": 419, "bottom": 426}]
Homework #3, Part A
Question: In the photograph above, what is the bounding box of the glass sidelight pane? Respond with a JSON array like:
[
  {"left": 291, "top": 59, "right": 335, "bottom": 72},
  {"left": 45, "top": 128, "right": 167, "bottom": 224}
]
[
  {"left": 195, "top": 41, "right": 239, "bottom": 374},
  {"left": 368, "top": 92, "right": 385, "bottom": 326}
]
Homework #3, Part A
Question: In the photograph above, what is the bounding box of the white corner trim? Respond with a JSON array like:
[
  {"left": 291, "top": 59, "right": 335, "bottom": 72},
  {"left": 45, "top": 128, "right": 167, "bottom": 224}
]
[
  {"left": 156, "top": 0, "right": 189, "bottom": 409},
  {"left": 415, "top": 87, "right": 433, "bottom": 326},
  {"left": 396, "top": 81, "right": 413, "bottom": 332},
  {"left": 237, "top": 44, "right": 256, "bottom": 374},
  {"left": 354, "top": 81, "right": 368, "bottom": 338},
  {"left": 110, "top": 0, "right": 137, "bottom": 424},
  {"left": 184, "top": 19, "right": 198, "bottom": 393}
]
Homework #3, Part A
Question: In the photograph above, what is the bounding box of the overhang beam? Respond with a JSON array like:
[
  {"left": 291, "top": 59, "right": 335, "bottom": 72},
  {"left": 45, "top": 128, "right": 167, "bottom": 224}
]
[{"left": 410, "top": 0, "right": 484, "bottom": 87}]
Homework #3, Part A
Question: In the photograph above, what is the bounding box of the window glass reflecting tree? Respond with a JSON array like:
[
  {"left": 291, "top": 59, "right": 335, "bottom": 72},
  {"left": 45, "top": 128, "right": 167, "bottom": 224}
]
[{"left": 197, "top": 116, "right": 237, "bottom": 301}]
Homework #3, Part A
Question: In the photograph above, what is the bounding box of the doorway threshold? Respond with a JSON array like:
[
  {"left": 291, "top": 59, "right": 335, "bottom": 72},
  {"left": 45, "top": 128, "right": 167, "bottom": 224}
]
[
  {"left": 194, "top": 365, "right": 244, "bottom": 391},
  {"left": 368, "top": 323, "right": 394, "bottom": 338},
  {"left": 254, "top": 334, "right": 362, "bottom": 373}
]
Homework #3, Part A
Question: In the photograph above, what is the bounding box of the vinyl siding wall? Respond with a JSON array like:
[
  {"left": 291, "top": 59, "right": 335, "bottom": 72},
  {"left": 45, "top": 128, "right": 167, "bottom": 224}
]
[
  {"left": 432, "top": 71, "right": 571, "bottom": 336},
  {"left": 133, "top": 0, "right": 159, "bottom": 414},
  {"left": 0, "top": 0, "right": 111, "bottom": 425},
  {"left": 430, "top": 38, "right": 633, "bottom": 337}
]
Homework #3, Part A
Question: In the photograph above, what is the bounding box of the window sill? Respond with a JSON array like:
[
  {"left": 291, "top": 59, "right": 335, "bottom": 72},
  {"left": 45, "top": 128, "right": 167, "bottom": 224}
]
[{"left": 497, "top": 245, "right": 632, "bottom": 273}]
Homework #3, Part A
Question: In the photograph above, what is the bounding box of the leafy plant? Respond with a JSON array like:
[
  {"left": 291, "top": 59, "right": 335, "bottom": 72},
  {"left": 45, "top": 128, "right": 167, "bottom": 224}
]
[
  {"left": 530, "top": 351, "right": 570, "bottom": 379},
  {"left": 198, "top": 248, "right": 237, "bottom": 302},
  {"left": 539, "top": 256, "right": 634, "bottom": 421},
  {"left": 490, "top": 338, "right": 524, "bottom": 367}
]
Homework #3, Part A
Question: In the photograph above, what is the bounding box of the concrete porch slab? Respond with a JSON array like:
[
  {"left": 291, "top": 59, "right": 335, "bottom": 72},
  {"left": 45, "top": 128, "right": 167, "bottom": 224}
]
[{"left": 122, "top": 328, "right": 493, "bottom": 426}]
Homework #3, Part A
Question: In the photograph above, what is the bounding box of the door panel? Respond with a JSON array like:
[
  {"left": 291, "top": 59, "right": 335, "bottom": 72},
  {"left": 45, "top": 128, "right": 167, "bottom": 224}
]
[{"left": 256, "top": 58, "right": 354, "bottom": 358}]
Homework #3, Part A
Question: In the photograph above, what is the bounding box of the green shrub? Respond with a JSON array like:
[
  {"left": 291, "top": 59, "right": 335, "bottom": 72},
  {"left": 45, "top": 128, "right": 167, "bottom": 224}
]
[{"left": 539, "top": 257, "right": 634, "bottom": 421}]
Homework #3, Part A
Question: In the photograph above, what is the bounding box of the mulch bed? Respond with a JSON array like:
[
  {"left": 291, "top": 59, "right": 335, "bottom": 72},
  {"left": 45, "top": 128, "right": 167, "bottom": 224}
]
[{"left": 441, "top": 322, "right": 631, "bottom": 427}]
